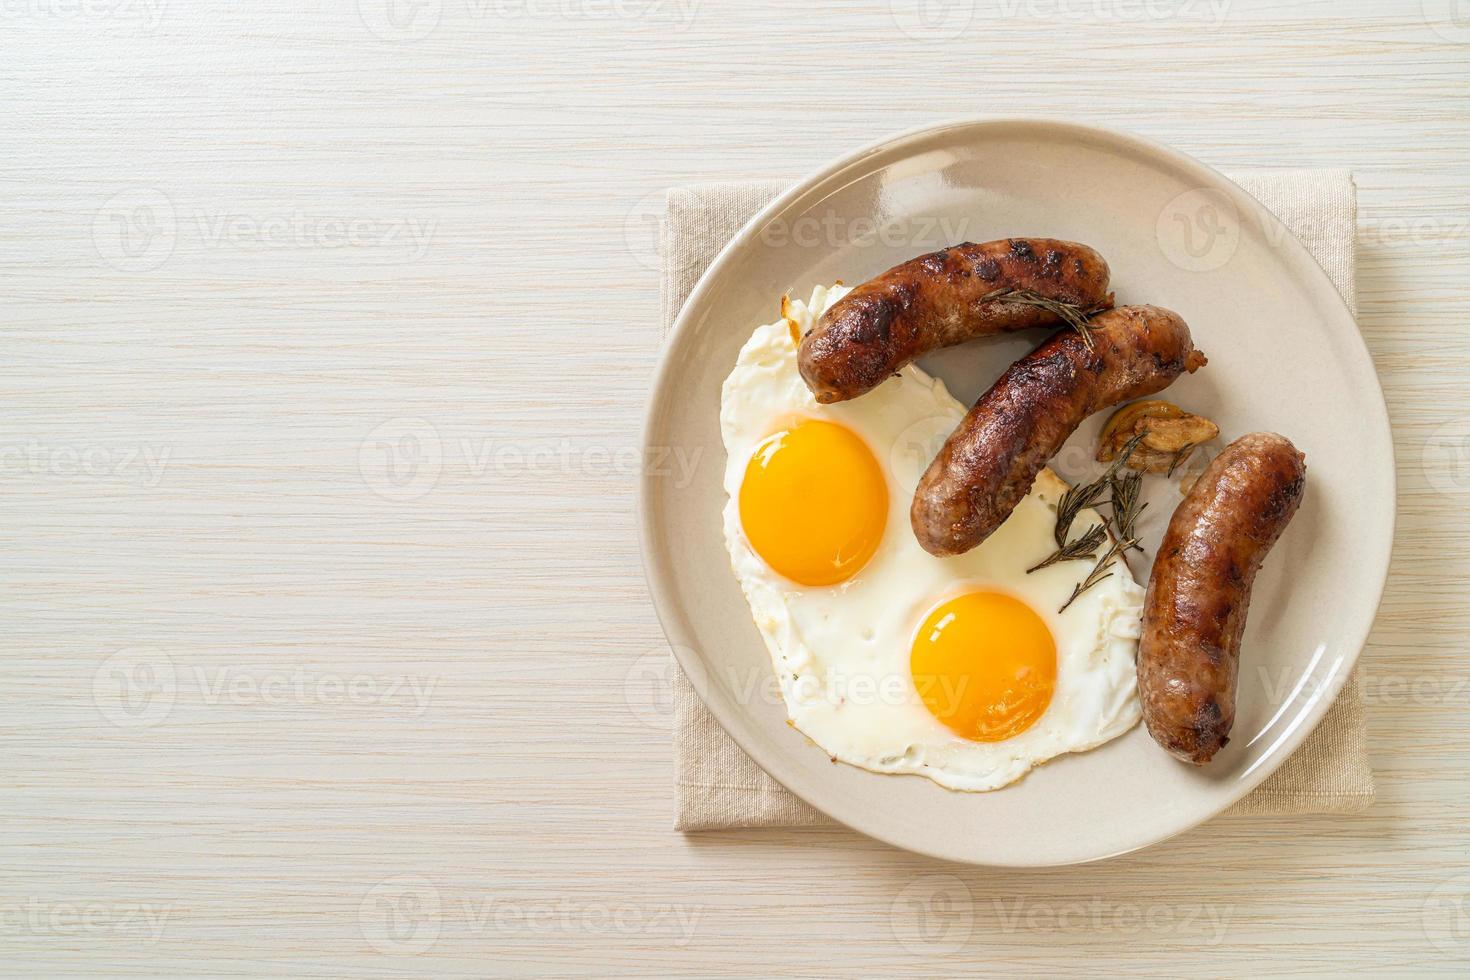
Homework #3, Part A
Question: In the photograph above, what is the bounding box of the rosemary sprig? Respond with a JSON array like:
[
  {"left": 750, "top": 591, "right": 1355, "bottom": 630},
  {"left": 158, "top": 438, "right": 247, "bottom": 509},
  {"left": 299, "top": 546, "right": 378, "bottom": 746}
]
[
  {"left": 1064, "top": 444, "right": 1149, "bottom": 611},
  {"left": 1026, "top": 522, "right": 1106, "bottom": 573},
  {"left": 1037, "top": 430, "right": 1154, "bottom": 613},
  {"left": 982, "top": 288, "right": 1111, "bottom": 351},
  {"left": 1054, "top": 474, "right": 1109, "bottom": 529},
  {"left": 1103, "top": 429, "right": 1150, "bottom": 482},
  {"left": 1028, "top": 430, "right": 1149, "bottom": 575},
  {"left": 1167, "top": 443, "right": 1196, "bottom": 478},
  {"left": 1103, "top": 429, "right": 1149, "bottom": 556},
  {"left": 1108, "top": 468, "right": 1147, "bottom": 555},
  {"left": 1025, "top": 478, "right": 1107, "bottom": 572},
  {"left": 1060, "top": 534, "right": 1136, "bottom": 613}
]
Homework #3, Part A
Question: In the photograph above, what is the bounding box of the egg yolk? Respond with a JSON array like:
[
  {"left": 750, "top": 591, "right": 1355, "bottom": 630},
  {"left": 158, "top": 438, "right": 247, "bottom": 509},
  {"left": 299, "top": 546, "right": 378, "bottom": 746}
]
[
  {"left": 910, "top": 591, "right": 1057, "bottom": 742},
  {"left": 739, "top": 419, "right": 887, "bottom": 586}
]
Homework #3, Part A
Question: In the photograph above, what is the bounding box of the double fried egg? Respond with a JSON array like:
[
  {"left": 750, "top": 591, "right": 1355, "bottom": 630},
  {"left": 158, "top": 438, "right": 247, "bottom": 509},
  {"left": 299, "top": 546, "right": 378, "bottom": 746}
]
[{"left": 721, "top": 284, "right": 1145, "bottom": 791}]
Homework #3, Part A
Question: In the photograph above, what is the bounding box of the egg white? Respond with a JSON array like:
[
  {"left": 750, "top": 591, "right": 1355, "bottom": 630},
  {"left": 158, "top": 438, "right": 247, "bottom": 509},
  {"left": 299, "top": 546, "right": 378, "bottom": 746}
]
[{"left": 721, "top": 284, "right": 1145, "bottom": 792}]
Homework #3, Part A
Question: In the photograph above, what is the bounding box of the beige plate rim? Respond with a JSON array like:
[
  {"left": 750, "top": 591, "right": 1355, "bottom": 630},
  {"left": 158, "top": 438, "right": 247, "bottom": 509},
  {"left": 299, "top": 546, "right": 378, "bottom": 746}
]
[{"left": 638, "top": 116, "right": 1395, "bottom": 867}]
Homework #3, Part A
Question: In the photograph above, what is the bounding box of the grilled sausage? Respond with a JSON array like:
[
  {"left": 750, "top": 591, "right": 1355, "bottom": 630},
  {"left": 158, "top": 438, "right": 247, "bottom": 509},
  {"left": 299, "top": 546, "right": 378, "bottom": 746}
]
[
  {"left": 911, "top": 305, "right": 1206, "bottom": 557},
  {"left": 799, "top": 238, "right": 1112, "bottom": 404},
  {"left": 1139, "top": 433, "right": 1307, "bottom": 765}
]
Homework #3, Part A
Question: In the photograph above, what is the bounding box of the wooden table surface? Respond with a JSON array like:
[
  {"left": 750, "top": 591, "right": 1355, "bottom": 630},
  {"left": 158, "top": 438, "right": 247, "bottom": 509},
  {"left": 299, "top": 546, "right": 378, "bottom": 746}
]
[{"left": 4, "top": 1, "right": 1469, "bottom": 975}]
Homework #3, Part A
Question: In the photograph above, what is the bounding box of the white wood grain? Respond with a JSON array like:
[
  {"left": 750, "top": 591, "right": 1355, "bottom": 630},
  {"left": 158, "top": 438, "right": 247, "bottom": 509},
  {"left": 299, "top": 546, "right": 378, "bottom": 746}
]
[{"left": 2, "top": 0, "right": 1469, "bottom": 975}]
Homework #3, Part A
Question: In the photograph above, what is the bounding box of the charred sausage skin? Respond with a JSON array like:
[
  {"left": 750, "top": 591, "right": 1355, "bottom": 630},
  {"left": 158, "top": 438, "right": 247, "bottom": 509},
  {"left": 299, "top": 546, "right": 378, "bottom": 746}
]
[
  {"left": 798, "top": 238, "right": 1112, "bottom": 404},
  {"left": 911, "top": 305, "right": 1206, "bottom": 557},
  {"left": 1139, "top": 432, "right": 1307, "bottom": 765}
]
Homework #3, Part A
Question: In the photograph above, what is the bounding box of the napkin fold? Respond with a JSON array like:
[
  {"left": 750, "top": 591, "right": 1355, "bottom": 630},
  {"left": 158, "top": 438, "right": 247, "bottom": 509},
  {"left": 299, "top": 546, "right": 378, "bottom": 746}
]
[{"left": 663, "top": 172, "right": 1374, "bottom": 830}]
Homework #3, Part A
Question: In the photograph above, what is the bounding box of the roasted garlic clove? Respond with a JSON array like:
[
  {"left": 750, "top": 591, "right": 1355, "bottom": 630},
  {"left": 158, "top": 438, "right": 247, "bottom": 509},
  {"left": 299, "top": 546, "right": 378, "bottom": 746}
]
[
  {"left": 1098, "top": 399, "right": 1220, "bottom": 474},
  {"left": 1139, "top": 416, "right": 1218, "bottom": 454}
]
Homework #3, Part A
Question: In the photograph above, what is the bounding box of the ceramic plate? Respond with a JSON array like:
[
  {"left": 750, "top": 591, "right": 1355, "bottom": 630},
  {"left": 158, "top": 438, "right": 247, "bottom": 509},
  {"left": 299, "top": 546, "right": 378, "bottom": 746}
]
[{"left": 639, "top": 118, "right": 1393, "bottom": 866}]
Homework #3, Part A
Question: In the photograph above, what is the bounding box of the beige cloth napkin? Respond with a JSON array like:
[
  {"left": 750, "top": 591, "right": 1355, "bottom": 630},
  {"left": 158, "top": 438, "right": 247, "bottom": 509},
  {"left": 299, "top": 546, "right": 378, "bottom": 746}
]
[{"left": 663, "top": 172, "right": 1375, "bottom": 830}]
